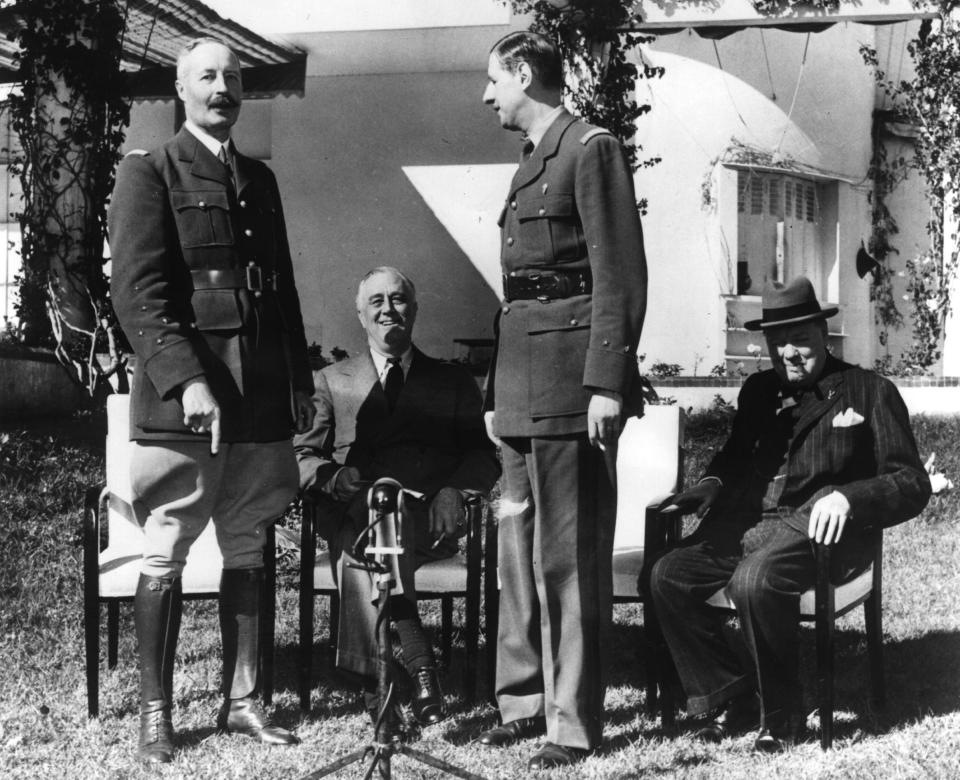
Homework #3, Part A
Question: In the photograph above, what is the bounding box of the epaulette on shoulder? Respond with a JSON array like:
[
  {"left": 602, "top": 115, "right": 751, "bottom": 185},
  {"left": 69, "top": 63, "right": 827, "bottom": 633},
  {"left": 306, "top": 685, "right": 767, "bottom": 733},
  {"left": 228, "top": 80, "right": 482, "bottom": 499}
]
[
  {"left": 124, "top": 149, "right": 150, "bottom": 157},
  {"left": 580, "top": 128, "right": 613, "bottom": 145}
]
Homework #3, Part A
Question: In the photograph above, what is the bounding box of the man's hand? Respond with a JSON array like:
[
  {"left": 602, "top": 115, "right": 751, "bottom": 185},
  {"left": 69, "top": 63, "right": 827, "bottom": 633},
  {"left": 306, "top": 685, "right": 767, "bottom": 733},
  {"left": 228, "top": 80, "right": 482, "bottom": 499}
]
[
  {"left": 587, "top": 390, "right": 622, "bottom": 450},
  {"left": 332, "top": 467, "right": 364, "bottom": 502},
  {"left": 659, "top": 478, "right": 721, "bottom": 519},
  {"left": 483, "top": 411, "right": 503, "bottom": 449},
  {"left": 429, "top": 486, "right": 466, "bottom": 540},
  {"left": 808, "top": 491, "right": 851, "bottom": 545},
  {"left": 182, "top": 377, "right": 221, "bottom": 455},
  {"left": 293, "top": 390, "right": 316, "bottom": 434}
]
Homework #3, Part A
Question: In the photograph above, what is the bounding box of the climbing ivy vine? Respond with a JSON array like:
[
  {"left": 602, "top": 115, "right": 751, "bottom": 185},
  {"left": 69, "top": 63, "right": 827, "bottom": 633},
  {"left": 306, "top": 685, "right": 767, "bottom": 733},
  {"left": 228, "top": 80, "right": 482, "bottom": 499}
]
[
  {"left": 861, "top": 4, "right": 960, "bottom": 373},
  {"left": 7, "top": 0, "right": 131, "bottom": 393}
]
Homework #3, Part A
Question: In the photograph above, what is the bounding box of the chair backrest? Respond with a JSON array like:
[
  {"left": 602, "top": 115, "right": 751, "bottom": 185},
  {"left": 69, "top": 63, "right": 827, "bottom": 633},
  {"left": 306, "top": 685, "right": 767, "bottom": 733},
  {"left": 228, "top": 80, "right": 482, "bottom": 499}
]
[
  {"left": 614, "top": 404, "right": 683, "bottom": 550},
  {"left": 105, "top": 394, "right": 221, "bottom": 564}
]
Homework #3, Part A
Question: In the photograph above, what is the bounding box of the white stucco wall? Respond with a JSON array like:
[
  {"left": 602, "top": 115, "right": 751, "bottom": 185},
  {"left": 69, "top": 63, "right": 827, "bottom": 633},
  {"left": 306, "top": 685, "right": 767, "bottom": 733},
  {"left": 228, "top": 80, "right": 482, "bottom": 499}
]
[{"left": 117, "top": 10, "right": 939, "bottom": 374}]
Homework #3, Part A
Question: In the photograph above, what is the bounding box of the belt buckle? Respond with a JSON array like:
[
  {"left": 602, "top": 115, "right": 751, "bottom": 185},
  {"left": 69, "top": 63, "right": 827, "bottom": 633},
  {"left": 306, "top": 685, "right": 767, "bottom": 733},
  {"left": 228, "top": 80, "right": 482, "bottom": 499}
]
[{"left": 245, "top": 265, "right": 263, "bottom": 295}]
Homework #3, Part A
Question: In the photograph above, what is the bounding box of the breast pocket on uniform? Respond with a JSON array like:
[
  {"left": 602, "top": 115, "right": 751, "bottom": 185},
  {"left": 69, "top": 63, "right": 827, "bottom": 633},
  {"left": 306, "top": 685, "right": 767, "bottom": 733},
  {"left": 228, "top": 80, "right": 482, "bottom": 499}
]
[
  {"left": 517, "top": 193, "right": 583, "bottom": 262},
  {"left": 170, "top": 190, "right": 234, "bottom": 248}
]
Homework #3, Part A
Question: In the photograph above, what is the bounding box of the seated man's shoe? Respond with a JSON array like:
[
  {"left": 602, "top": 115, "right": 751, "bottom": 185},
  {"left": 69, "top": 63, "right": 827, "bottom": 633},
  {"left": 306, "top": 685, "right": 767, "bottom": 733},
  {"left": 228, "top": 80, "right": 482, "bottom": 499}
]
[
  {"left": 527, "top": 742, "right": 591, "bottom": 770},
  {"left": 695, "top": 692, "right": 760, "bottom": 743},
  {"left": 217, "top": 697, "right": 300, "bottom": 745},
  {"left": 410, "top": 666, "right": 445, "bottom": 725},
  {"left": 476, "top": 716, "right": 547, "bottom": 747},
  {"left": 137, "top": 699, "right": 174, "bottom": 764}
]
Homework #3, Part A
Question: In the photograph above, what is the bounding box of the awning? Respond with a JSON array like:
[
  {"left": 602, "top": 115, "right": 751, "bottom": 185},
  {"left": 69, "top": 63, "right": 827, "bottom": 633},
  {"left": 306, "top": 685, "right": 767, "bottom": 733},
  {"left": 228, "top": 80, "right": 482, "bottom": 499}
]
[
  {"left": 0, "top": 0, "right": 305, "bottom": 98},
  {"left": 631, "top": 0, "right": 938, "bottom": 38}
]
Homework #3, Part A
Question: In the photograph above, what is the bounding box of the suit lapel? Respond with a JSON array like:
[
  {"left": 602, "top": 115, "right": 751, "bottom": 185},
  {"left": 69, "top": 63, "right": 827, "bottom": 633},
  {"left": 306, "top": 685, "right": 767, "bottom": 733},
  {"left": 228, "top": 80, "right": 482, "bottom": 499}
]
[
  {"left": 177, "top": 128, "right": 231, "bottom": 188},
  {"left": 233, "top": 148, "right": 254, "bottom": 196},
  {"left": 789, "top": 364, "right": 845, "bottom": 453},
  {"left": 508, "top": 112, "right": 577, "bottom": 198}
]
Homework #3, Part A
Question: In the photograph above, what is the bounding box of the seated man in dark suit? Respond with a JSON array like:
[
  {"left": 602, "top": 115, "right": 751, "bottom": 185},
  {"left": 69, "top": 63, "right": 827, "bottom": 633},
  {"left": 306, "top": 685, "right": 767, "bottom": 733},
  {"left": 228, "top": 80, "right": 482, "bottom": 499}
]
[
  {"left": 646, "top": 276, "right": 931, "bottom": 752},
  {"left": 294, "top": 267, "right": 500, "bottom": 732}
]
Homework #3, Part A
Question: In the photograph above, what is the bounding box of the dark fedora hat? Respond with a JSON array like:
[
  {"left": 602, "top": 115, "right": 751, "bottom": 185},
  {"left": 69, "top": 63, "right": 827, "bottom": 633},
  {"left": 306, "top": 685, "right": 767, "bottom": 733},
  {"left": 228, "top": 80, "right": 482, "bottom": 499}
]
[{"left": 744, "top": 276, "right": 838, "bottom": 331}]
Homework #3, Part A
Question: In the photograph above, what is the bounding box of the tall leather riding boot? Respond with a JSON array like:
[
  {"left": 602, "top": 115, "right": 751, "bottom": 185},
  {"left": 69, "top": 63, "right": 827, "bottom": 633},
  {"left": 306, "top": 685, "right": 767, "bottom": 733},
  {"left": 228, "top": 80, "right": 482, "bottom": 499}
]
[
  {"left": 134, "top": 574, "right": 182, "bottom": 764},
  {"left": 217, "top": 568, "right": 299, "bottom": 745}
]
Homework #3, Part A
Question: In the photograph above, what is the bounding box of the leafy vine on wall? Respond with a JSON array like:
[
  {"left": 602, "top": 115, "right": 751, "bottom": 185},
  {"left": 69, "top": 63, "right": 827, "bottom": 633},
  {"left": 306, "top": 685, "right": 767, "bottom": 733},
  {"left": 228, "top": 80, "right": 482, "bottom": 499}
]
[
  {"left": 861, "top": 5, "right": 960, "bottom": 373},
  {"left": 8, "top": 0, "right": 130, "bottom": 393}
]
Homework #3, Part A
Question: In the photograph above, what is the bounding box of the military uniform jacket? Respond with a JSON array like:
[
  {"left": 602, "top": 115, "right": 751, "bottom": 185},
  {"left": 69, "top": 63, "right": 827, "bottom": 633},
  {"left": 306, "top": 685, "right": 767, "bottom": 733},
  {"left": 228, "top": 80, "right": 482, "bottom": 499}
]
[
  {"left": 485, "top": 111, "right": 647, "bottom": 437},
  {"left": 108, "top": 128, "right": 314, "bottom": 442},
  {"left": 294, "top": 348, "right": 500, "bottom": 503},
  {"left": 705, "top": 356, "right": 931, "bottom": 533}
]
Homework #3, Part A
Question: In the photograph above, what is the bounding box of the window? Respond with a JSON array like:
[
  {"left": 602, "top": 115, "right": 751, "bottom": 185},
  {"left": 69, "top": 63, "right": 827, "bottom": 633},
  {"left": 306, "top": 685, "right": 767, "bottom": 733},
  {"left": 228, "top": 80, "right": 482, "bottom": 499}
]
[{"left": 736, "top": 169, "right": 825, "bottom": 296}]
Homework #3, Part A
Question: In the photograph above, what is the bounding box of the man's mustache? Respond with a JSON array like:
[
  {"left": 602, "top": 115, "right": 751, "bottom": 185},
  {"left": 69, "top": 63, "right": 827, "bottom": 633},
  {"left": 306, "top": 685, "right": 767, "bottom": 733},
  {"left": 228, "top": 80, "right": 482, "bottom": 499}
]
[{"left": 210, "top": 97, "right": 239, "bottom": 108}]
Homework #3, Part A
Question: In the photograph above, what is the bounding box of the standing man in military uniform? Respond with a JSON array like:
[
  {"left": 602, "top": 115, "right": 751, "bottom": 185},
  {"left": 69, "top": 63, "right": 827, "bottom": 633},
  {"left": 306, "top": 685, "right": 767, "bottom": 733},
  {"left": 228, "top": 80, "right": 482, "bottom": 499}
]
[
  {"left": 476, "top": 31, "right": 647, "bottom": 769},
  {"left": 109, "top": 38, "right": 315, "bottom": 764}
]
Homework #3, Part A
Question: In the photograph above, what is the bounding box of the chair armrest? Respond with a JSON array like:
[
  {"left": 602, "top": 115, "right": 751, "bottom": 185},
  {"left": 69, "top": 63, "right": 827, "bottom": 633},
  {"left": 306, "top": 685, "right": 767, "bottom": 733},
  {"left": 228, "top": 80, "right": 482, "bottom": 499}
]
[
  {"left": 299, "top": 495, "right": 317, "bottom": 586},
  {"left": 464, "top": 494, "right": 482, "bottom": 563},
  {"left": 644, "top": 492, "right": 678, "bottom": 510},
  {"left": 83, "top": 484, "right": 107, "bottom": 552}
]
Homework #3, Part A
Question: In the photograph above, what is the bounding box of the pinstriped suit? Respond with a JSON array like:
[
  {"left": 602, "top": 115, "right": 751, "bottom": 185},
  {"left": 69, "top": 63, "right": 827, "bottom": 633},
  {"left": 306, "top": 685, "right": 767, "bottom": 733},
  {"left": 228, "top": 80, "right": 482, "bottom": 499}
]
[{"left": 648, "top": 356, "right": 931, "bottom": 723}]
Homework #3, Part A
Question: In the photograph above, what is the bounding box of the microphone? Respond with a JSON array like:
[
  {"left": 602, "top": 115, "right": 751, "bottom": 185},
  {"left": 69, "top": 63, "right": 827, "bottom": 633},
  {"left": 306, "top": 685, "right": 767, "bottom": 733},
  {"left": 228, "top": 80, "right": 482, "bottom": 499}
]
[{"left": 365, "top": 478, "right": 405, "bottom": 586}]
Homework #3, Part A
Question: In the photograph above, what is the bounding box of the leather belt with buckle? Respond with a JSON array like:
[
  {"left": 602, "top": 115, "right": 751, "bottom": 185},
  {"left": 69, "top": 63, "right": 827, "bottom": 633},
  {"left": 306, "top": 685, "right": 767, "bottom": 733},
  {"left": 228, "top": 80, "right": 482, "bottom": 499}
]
[
  {"left": 503, "top": 270, "right": 592, "bottom": 302},
  {"left": 191, "top": 267, "right": 277, "bottom": 295}
]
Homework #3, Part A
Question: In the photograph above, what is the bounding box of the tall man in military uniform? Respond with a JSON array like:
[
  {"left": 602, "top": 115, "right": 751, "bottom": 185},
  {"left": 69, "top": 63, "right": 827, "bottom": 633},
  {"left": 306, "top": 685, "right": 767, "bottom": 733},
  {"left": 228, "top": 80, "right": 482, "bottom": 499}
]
[
  {"left": 109, "top": 39, "right": 315, "bottom": 764},
  {"left": 477, "top": 31, "right": 647, "bottom": 769}
]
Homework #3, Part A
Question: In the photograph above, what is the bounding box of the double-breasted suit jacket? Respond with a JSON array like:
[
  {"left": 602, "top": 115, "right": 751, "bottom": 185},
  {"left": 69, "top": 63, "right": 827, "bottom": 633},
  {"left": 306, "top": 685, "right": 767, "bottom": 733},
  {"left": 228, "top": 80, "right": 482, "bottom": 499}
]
[
  {"left": 705, "top": 355, "right": 931, "bottom": 535},
  {"left": 486, "top": 110, "right": 647, "bottom": 437},
  {"left": 294, "top": 348, "right": 500, "bottom": 676},
  {"left": 647, "top": 355, "right": 931, "bottom": 721},
  {"left": 109, "top": 128, "right": 313, "bottom": 443}
]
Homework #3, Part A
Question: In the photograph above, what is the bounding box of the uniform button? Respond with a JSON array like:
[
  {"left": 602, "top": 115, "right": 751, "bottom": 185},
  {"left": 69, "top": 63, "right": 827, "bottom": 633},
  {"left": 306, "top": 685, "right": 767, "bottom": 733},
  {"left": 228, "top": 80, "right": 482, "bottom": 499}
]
[
  {"left": 137, "top": 329, "right": 144, "bottom": 337},
  {"left": 190, "top": 323, "right": 197, "bottom": 329},
  {"left": 602, "top": 339, "right": 610, "bottom": 346},
  {"left": 570, "top": 319, "right": 578, "bottom": 326},
  {"left": 161, "top": 317, "right": 170, "bottom": 324},
  {"left": 239, "top": 200, "right": 247, "bottom": 208},
  {"left": 133, "top": 285, "right": 140, "bottom": 291},
  {"left": 244, "top": 228, "right": 253, "bottom": 237},
  {"left": 510, "top": 200, "right": 517, "bottom": 210},
  {"left": 502, "top": 305, "right": 510, "bottom": 314},
  {"left": 248, "top": 261, "right": 256, "bottom": 267},
  {"left": 139, "top": 305, "right": 147, "bottom": 311},
  {"left": 198, "top": 200, "right": 206, "bottom": 209},
  {"left": 623, "top": 346, "right": 631, "bottom": 352},
  {"left": 538, "top": 207, "right": 545, "bottom": 216},
  {"left": 506, "top": 237, "right": 514, "bottom": 246},
  {"left": 156, "top": 337, "right": 164, "bottom": 345}
]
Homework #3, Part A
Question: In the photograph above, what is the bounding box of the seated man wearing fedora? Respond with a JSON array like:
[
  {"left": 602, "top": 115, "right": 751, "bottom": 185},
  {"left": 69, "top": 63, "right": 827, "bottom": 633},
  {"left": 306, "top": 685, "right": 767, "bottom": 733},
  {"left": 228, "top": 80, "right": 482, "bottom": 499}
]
[{"left": 646, "top": 276, "right": 931, "bottom": 752}]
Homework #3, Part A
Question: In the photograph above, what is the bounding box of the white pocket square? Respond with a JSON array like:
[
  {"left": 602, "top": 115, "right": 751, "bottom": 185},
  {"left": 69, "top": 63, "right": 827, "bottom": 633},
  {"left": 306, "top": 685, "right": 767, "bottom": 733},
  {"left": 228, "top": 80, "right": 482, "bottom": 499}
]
[{"left": 832, "top": 408, "right": 864, "bottom": 427}]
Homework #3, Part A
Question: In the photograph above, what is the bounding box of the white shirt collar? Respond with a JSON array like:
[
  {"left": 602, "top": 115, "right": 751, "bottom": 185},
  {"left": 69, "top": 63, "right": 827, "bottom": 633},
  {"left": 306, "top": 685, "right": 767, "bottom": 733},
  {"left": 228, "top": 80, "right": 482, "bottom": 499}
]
[
  {"left": 370, "top": 346, "right": 413, "bottom": 385},
  {"left": 527, "top": 105, "right": 565, "bottom": 149},
  {"left": 184, "top": 120, "right": 231, "bottom": 160}
]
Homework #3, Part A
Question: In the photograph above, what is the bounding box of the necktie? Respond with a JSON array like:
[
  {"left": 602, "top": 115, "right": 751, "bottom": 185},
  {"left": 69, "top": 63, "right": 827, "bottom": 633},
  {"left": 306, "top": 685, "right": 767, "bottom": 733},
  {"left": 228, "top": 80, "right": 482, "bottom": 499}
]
[
  {"left": 384, "top": 357, "right": 403, "bottom": 412},
  {"left": 520, "top": 137, "right": 534, "bottom": 162},
  {"left": 218, "top": 145, "right": 236, "bottom": 191}
]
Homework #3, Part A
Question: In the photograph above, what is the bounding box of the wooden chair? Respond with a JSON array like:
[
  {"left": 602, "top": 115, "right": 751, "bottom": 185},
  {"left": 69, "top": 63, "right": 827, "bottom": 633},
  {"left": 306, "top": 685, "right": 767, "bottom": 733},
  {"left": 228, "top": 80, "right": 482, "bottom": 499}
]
[
  {"left": 644, "top": 498, "right": 886, "bottom": 750},
  {"left": 82, "top": 393, "right": 276, "bottom": 717},
  {"left": 298, "top": 492, "right": 487, "bottom": 711}
]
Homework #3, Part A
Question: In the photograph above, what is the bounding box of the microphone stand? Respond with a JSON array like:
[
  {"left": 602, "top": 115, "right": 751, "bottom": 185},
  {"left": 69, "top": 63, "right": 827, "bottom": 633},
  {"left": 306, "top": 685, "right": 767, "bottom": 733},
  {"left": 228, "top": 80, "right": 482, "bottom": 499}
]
[{"left": 300, "top": 479, "right": 485, "bottom": 780}]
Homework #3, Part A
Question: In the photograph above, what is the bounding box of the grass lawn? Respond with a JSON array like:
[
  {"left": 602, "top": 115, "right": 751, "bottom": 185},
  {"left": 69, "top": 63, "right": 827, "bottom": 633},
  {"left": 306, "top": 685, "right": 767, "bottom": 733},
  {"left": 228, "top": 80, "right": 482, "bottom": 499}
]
[{"left": 1, "top": 409, "right": 959, "bottom": 779}]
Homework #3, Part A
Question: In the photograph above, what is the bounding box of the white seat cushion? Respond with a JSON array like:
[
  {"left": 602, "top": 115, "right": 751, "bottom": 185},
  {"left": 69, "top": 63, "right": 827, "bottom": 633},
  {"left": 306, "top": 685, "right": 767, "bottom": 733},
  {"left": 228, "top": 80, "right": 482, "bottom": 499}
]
[
  {"left": 310, "top": 551, "right": 468, "bottom": 594},
  {"left": 705, "top": 563, "right": 875, "bottom": 617},
  {"left": 613, "top": 547, "right": 644, "bottom": 599}
]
